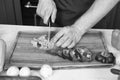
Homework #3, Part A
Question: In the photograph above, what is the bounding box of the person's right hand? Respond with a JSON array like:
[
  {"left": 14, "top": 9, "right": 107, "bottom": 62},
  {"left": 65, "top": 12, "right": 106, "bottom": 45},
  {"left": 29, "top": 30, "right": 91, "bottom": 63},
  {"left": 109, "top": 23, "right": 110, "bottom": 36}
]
[{"left": 36, "top": 0, "right": 57, "bottom": 24}]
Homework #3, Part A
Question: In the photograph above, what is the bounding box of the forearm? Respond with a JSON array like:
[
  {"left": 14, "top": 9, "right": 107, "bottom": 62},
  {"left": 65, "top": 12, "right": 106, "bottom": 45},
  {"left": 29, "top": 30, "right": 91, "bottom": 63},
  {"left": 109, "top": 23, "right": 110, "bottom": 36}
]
[{"left": 73, "top": 0, "right": 119, "bottom": 34}]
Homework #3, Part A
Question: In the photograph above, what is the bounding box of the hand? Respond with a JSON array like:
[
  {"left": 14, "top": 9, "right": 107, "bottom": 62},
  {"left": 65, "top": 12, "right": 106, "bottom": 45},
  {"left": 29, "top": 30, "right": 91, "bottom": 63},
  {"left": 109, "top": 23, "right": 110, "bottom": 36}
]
[
  {"left": 51, "top": 26, "right": 85, "bottom": 48},
  {"left": 36, "top": 0, "right": 57, "bottom": 24},
  {"left": 0, "top": 66, "right": 3, "bottom": 72}
]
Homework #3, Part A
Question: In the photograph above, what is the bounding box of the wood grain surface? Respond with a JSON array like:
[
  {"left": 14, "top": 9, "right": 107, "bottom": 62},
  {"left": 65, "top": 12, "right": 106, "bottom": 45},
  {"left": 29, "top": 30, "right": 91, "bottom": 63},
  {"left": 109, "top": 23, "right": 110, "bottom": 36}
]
[
  {"left": 0, "top": 76, "right": 41, "bottom": 80},
  {"left": 4, "top": 31, "right": 113, "bottom": 69}
]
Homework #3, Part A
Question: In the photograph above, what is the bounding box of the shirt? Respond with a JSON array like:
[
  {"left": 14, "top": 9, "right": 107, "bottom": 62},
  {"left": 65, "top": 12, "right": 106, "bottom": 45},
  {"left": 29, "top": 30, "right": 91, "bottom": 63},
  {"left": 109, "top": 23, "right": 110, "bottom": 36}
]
[{"left": 54, "top": 0, "right": 95, "bottom": 26}]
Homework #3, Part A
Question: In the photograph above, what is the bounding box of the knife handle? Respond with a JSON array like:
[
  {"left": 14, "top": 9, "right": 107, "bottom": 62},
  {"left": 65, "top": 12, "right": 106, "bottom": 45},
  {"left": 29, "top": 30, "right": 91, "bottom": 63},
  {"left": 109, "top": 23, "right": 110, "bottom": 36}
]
[{"left": 111, "top": 68, "right": 120, "bottom": 75}]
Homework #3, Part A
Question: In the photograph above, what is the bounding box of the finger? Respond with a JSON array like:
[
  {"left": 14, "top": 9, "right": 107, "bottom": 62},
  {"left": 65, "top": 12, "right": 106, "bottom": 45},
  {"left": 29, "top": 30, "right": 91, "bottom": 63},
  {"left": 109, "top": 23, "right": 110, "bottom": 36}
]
[
  {"left": 61, "top": 38, "right": 72, "bottom": 48},
  {"left": 52, "top": 30, "right": 65, "bottom": 43},
  {"left": 56, "top": 35, "right": 69, "bottom": 47},
  {"left": 36, "top": 3, "right": 44, "bottom": 18},
  {"left": 43, "top": 9, "right": 51, "bottom": 24},
  {"left": 68, "top": 41, "right": 76, "bottom": 48},
  {"left": 51, "top": 8, "right": 57, "bottom": 23}
]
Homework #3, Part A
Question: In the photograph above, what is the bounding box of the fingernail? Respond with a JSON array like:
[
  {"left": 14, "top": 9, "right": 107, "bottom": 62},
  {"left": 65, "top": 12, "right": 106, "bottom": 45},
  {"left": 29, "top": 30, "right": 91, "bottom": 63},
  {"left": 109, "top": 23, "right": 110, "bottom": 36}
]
[
  {"left": 43, "top": 20, "right": 48, "bottom": 24},
  {"left": 56, "top": 42, "right": 60, "bottom": 47},
  {"left": 52, "top": 19, "right": 55, "bottom": 23},
  {"left": 68, "top": 46, "right": 72, "bottom": 49},
  {"left": 61, "top": 45, "right": 66, "bottom": 48}
]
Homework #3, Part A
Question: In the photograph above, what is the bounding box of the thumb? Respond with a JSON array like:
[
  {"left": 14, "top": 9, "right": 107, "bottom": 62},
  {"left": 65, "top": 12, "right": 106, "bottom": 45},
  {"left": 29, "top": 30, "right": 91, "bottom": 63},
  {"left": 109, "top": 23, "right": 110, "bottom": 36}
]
[{"left": 43, "top": 10, "right": 51, "bottom": 24}]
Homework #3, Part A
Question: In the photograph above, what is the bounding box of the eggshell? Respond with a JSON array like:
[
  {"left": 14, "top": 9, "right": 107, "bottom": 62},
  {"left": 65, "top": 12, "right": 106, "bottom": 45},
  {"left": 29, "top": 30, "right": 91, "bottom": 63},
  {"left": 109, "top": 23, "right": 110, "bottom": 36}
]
[
  {"left": 39, "top": 64, "right": 53, "bottom": 78},
  {"left": 19, "top": 67, "right": 31, "bottom": 77},
  {"left": 6, "top": 66, "right": 19, "bottom": 76}
]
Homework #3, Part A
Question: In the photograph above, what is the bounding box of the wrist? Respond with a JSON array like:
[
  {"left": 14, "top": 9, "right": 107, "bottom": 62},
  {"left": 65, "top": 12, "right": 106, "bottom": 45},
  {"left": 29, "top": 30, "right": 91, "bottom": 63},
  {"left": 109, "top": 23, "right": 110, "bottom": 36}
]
[{"left": 71, "top": 24, "right": 87, "bottom": 36}]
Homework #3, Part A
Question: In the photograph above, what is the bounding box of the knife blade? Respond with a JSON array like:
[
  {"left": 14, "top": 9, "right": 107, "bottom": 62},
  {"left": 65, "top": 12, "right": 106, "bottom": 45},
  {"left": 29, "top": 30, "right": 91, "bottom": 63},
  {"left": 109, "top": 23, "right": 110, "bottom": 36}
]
[{"left": 48, "top": 19, "right": 51, "bottom": 42}]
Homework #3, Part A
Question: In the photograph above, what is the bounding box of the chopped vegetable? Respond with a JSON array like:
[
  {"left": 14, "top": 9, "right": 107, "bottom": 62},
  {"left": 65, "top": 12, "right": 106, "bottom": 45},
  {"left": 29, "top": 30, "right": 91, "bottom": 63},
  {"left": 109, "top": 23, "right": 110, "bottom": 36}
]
[{"left": 31, "top": 35, "right": 54, "bottom": 50}]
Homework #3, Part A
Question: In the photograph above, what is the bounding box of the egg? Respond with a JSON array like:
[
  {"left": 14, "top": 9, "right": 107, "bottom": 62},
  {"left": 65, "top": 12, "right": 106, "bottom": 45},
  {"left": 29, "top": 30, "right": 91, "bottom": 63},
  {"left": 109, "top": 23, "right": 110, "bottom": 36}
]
[
  {"left": 39, "top": 64, "right": 53, "bottom": 78},
  {"left": 6, "top": 66, "right": 19, "bottom": 76},
  {"left": 19, "top": 67, "right": 31, "bottom": 77}
]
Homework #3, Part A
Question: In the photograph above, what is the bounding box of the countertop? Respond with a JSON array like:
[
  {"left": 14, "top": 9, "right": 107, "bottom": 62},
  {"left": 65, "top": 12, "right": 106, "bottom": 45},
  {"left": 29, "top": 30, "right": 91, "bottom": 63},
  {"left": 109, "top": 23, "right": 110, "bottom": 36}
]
[{"left": 0, "top": 24, "right": 120, "bottom": 80}]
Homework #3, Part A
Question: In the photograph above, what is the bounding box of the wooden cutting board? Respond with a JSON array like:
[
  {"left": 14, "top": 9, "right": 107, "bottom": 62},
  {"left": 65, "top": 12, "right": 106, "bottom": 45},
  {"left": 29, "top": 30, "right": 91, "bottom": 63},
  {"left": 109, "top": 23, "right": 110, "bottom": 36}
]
[
  {"left": 0, "top": 76, "right": 41, "bottom": 80},
  {"left": 4, "top": 30, "right": 113, "bottom": 70}
]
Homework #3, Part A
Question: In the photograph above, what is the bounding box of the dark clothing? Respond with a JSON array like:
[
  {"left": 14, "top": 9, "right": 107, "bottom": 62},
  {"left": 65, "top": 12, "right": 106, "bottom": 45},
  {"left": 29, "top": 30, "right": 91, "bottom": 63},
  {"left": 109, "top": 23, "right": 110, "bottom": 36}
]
[
  {"left": 54, "top": 0, "right": 95, "bottom": 26},
  {"left": 37, "top": 0, "right": 111, "bottom": 29}
]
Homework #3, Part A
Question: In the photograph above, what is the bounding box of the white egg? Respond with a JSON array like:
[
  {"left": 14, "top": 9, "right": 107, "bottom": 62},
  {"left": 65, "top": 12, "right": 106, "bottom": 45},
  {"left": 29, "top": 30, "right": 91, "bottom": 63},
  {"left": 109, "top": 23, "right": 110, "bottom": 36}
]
[
  {"left": 39, "top": 64, "right": 53, "bottom": 78},
  {"left": 19, "top": 67, "right": 31, "bottom": 77},
  {"left": 6, "top": 66, "right": 19, "bottom": 76}
]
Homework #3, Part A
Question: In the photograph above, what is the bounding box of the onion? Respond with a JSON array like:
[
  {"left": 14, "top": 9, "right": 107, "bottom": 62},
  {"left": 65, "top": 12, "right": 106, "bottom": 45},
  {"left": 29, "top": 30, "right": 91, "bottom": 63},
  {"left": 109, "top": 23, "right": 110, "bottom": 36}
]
[
  {"left": 39, "top": 64, "right": 53, "bottom": 78},
  {"left": 6, "top": 66, "right": 19, "bottom": 76},
  {"left": 19, "top": 67, "right": 31, "bottom": 77}
]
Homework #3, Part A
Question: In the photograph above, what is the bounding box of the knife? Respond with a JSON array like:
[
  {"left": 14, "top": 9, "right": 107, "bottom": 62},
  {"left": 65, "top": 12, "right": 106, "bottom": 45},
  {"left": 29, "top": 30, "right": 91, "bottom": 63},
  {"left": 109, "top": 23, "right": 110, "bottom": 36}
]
[
  {"left": 111, "top": 68, "right": 120, "bottom": 75},
  {"left": 48, "top": 19, "right": 51, "bottom": 42}
]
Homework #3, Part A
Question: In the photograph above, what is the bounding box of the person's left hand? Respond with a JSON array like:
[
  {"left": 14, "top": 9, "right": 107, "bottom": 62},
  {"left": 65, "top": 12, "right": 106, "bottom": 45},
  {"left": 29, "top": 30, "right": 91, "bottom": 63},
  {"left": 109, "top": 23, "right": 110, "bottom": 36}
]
[
  {"left": 36, "top": 0, "right": 57, "bottom": 24},
  {"left": 51, "top": 26, "right": 85, "bottom": 48}
]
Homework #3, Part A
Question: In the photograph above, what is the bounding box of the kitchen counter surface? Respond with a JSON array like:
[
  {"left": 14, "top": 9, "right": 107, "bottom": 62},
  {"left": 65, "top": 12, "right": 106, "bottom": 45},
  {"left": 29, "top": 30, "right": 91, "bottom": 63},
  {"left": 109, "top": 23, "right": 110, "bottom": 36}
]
[{"left": 0, "top": 24, "right": 120, "bottom": 80}]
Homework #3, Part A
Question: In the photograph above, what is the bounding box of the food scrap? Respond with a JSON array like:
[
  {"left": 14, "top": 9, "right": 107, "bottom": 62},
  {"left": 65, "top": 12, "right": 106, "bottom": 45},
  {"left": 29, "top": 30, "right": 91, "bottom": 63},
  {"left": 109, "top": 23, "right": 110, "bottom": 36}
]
[
  {"left": 31, "top": 35, "right": 54, "bottom": 50},
  {"left": 95, "top": 51, "right": 115, "bottom": 63},
  {"left": 49, "top": 46, "right": 93, "bottom": 62},
  {"left": 31, "top": 35, "right": 115, "bottom": 64},
  {"left": 49, "top": 46, "right": 115, "bottom": 63}
]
